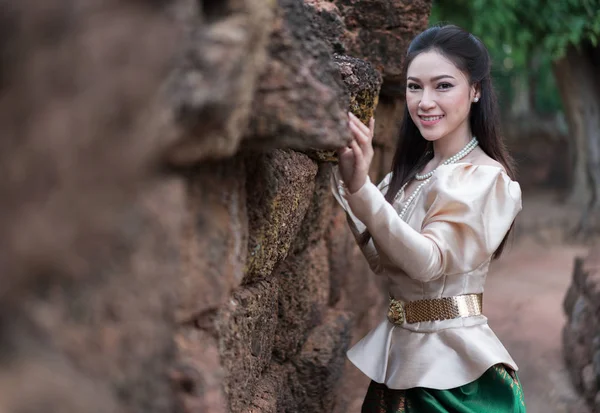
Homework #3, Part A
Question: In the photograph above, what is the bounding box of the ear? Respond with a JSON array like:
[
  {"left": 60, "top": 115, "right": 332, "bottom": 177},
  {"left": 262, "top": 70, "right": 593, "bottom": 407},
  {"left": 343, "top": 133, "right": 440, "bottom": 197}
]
[{"left": 471, "top": 83, "right": 481, "bottom": 102}]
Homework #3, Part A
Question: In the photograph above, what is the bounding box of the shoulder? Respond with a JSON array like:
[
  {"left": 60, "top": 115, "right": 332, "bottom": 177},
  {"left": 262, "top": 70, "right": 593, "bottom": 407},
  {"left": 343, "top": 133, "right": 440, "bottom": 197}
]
[
  {"left": 463, "top": 147, "right": 506, "bottom": 171},
  {"left": 430, "top": 161, "right": 521, "bottom": 204},
  {"left": 433, "top": 147, "right": 513, "bottom": 184}
]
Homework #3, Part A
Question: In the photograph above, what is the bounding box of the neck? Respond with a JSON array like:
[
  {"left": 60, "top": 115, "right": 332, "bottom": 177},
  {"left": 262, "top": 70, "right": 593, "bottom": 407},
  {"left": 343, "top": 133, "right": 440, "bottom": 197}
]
[{"left": 432, "top": 125, "right": 472, "bottom": 162}]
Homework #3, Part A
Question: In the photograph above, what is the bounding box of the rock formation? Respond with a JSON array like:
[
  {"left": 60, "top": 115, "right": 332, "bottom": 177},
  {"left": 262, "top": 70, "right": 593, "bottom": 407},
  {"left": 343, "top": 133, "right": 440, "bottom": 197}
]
[
  {"left": 563, "top": 248, "right": 600, "bottom": 413},
  {"left": 0, "top": 0, "right": 431, "bottom": 412}
]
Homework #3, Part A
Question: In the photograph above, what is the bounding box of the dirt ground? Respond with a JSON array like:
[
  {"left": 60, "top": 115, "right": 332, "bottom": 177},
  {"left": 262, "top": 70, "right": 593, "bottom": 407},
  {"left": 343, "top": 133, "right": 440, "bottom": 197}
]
[
  {"left": 486, "top": 240, "right": 588, "bottom": 413},
  {"left": 485, "top": 191, "right": 593, "bottom": 413}
]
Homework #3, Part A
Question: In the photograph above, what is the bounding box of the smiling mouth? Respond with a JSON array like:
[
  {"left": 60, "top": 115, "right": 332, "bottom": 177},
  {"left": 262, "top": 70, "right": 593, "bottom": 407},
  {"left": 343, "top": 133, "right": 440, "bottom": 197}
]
[{"left": 419, "top": 115, "right": 444, "bottom": 121}]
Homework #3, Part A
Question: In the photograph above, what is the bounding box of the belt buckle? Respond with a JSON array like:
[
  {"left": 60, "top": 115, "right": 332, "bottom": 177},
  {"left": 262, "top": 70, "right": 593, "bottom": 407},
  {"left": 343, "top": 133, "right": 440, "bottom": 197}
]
[{"left": 387, "top": 297, "right": 405, "bottom": 325}]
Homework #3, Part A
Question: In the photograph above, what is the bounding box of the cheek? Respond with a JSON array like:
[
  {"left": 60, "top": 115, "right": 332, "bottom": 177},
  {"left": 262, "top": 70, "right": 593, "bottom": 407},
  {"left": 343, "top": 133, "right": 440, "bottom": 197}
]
[
  {"left": 406, "top": 95, "right": 419, "bottom": 115},
  {"left": 444, "top": 93, "right": 471, "bottom": 119}
]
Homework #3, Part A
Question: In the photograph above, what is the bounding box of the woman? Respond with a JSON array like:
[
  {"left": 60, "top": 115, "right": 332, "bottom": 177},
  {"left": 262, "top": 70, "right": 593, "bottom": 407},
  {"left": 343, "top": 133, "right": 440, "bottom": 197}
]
[{"left": 332, "top": 25, "right": 526, "bottom": 412}]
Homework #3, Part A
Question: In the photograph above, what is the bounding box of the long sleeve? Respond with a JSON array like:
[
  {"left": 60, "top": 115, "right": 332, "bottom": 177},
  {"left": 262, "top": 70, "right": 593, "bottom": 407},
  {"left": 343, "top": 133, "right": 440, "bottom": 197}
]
[
  {"left": 342, "top": 163, "right": 522, "bottom": 282},
  {"left": 330, "top": 165, "right": 391, "bottom": 274}
]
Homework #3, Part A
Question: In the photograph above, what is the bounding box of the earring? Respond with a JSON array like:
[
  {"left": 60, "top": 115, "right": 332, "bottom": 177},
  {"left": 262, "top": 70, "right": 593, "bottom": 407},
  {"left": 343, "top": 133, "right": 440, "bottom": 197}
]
[{"left": 473, "top": 97, "right": 480, "bottom": 103}]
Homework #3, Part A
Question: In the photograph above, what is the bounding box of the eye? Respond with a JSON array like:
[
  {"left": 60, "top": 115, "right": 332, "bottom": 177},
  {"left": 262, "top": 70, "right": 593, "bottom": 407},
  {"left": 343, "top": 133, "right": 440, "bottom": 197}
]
[
  {"left": 407, "top": 83, "right": 421, "bottom": 91},
  {"left": 437, "top": 82, "right": 454, "bottom": 90}
]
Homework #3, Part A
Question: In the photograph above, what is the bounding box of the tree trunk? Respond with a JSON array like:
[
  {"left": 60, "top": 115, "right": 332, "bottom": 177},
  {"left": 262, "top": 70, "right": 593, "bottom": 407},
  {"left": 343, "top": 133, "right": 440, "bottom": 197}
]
[
  {"left": 510, "top": 51, "right": 539, "bottom": 117},
  {"left": 552, "top": 43, "right": 600, "bottom": 231},
  {"left": 510, "top": 72, "right": 531, "bottom": 117},
  {"left": 528, "top": 51, "right": 541, "bottom": 112}
]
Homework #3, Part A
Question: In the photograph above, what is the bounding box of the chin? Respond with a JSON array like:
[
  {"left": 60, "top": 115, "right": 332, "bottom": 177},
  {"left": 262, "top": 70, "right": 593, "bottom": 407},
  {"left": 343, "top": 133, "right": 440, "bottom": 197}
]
[{"left": 418, "top": 130, "right": 445, "bottom": 142}]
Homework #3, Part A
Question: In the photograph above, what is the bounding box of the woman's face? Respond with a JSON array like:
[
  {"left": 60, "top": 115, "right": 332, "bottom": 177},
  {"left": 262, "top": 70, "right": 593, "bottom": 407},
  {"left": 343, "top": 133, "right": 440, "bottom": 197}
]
[{"left": 405, "top": 50, "right": 478, "bottom": 142}]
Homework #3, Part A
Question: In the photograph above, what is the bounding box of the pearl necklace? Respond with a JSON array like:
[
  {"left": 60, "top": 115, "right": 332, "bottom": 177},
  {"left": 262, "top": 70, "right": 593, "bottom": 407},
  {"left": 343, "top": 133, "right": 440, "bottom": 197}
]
[
  {"left": 415, "top": 137, "right": 478, "bottom": 180},
  {"left": 395, "top": 137, "right": 479, "bottom": 221}
]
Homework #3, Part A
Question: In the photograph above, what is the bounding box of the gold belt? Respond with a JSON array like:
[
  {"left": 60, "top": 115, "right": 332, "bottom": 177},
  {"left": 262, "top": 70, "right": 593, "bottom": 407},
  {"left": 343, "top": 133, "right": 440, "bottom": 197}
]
[{"left": 387, "top": 293, "right": 483, "bottom": 325}]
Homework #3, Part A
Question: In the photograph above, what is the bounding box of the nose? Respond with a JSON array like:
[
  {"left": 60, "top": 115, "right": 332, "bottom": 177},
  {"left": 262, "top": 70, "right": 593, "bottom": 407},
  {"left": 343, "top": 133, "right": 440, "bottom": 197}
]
[{"left": 418, "top": 89, "right": 435, "bottom": 111}]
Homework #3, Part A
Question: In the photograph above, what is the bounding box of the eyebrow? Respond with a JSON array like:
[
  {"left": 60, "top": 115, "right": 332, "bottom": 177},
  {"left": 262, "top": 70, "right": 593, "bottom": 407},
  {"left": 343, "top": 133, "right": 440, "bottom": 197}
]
[{"left": 407, "top": 75, "right": 456, "bottom": 82}]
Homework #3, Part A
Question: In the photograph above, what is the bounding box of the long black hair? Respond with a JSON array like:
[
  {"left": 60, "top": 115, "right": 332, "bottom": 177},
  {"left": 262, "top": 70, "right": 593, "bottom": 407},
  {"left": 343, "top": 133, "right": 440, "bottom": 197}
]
[{"left": 362, "top": 24, "right": 515, "bottom": 259}]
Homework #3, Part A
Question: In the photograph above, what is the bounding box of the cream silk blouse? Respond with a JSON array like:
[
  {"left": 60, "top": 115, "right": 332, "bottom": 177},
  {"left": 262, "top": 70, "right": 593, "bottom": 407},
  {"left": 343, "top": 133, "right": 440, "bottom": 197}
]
[{"left": 331, "top": 160, "right": 523, "bottom": 390}]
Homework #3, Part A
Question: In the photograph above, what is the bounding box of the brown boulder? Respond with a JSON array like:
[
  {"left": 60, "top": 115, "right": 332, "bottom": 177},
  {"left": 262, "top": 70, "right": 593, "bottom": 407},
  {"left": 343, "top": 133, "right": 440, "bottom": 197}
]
[
  {"left": 292, "top": 163, "right": 335, "bottom": 255},
  {"left": 246, "top": 0, "right": 351, "bottom": 151},
  {"left": 245, "top": 150, "right": 318, "bottom": 283},
  {"left": 0, "top": 1, "right": 187, "bottom": 412},
  {"left": 217, "top": 280, "right": 279, "bottom": 413},
  {"left": 302, "top": 53, "right": 383, "bottom": 165},
  {"left": 564, "top": 295, "right": 594, "bottom": 392},
  {"left": 332, "top": 0, "right": 432, "bottom": 92},
  {"left": 580, "top": 247, "right": 600, "bottom": 316},
  {"left": 274, "top": 239, "right": 331, "bottom": 361},
  {"left": 293, "top": 309, "right": 353, "bottom": 412},
  {"left": 564, "top": 257, "right": 585, "bottom": 316},
  {"left": 242, "top": 363, "right": 298, "bottom": 413},
  {"left": 173, "top": 328, "right": 227, "bottom": 413},
  {"left": 326, "top": 206, "right": 355, "bottom": 306},
  {"left": 304, "top": 1, "right": 347, "bottom": 54},
  {"left": 166, "top": 0, "right": 276, "bottom": 164},
  {"left": 21, "top": 179, "right": 186, "bottom": 413},
  {"left": 334, "top": 54, "right": 382, "bottom": 125},
  {"left": 582, "top": 363, "right": 598, "bottom": 401},
  {"left": 0, "top": 0, "right": 180, "bottom": 303},
  {"left": 0, "top": 348, "right": 116, "bottom": 413},
  {"left": 177, "top": 156, "right": 248, "bottom": 323}
]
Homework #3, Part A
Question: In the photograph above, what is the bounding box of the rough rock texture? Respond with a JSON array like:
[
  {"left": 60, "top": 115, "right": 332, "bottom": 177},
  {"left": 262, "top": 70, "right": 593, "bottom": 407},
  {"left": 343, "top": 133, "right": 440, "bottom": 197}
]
[
  {"left": 244, "top": 150, "right": 318, "bottom": 283},
  {"left": 274, "top": 240, "right": 331, "bottom": 361},
  {"left": 173, "top": 328, "right": 227, "bottom": 412},
  {"left": 246, "top": 0, "right": 352, "bottom": 151},
  {"left": 0, "top": 0, "right": 180, "bottom": 301},
  {"left": 178, "top": 157, "right": 248, "bottom": 323},
  {"left": 305, "top": 0, "right": 428, "bottom": 181},
  {"left": 335, "top": 54, "right": 382, "bottom": 124},
  {"left": 166, "top": 0, "right": 277, "bottom": 164},
  {"left": 294, "top": 309, "right": 353, "bottom": 412},
  {"left": 0, "top": 1, "right": 183, "bottom": 412},
  {"left": 244, "top": 363, "right": 301, "bottom": 413},
  {"left": 0, "top": 0, "right": 430, "bottom": 412},
  {"left": 218, "top": 280, "right": 279, "bottom": 413},
  {"left": 307, "top": 0, "right": 432, "bottom": 94},
  {"left": 563, "top": 248, "right": 600, "bottom": 412}
]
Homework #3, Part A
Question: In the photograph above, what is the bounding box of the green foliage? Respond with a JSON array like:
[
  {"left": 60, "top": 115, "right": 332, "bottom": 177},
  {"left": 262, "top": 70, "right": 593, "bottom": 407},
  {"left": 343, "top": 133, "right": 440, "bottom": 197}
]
[
  {"left": 469, "top": 0, "right": 600, "bottom": 60},
  {"left": 428, "top": 0, "right": 597, "bottom": 113},
  {"left": 431, "top": 0, "right": 600, "bottom": 65}
]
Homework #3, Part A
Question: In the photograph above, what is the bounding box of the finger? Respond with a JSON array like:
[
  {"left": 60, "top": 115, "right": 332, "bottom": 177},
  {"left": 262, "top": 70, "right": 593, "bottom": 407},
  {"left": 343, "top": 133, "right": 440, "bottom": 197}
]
[
  {"left": 350, "top": 121, "right": 369, "bottom": 146},
  {"left": 350, "top": 139, "right": 363, "bottom": 163},
  {"left": 369, "top": 117, "right": 375, "bottom": 135},
  {"left": 348, "top": 112, "right": 369, "bottom": 131},
  {"left": 348, "top": 114, "right": 374, "bottom": 150},
  {"left": 350, "top": 122, "right": 369, "bottom": 143},
  {"left": 349, "top": 112, "right": 372, "bottom": 136}
]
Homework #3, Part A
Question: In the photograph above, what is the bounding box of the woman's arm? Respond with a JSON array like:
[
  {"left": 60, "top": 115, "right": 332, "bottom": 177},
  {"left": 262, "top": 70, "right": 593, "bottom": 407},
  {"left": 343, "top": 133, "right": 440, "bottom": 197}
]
[{"left": 343, "top": 164, "right": 522, "bottom": 281}]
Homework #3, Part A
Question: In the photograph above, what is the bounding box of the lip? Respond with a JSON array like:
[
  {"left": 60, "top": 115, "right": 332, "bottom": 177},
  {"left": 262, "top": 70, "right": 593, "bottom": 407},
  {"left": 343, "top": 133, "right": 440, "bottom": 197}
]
[{"left": 418, "top": 114, "right": 444, "bottom": 126}]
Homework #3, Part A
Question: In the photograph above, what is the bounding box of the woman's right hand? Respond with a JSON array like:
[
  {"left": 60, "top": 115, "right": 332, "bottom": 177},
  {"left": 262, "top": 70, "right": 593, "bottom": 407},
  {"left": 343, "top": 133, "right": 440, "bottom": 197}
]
[{"left": 337, "top": 113, "right": 375, "bottom": 194}]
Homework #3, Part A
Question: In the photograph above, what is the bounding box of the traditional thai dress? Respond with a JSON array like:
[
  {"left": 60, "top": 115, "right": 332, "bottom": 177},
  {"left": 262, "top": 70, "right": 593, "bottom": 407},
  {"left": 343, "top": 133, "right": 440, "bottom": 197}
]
[{"left": 331, "top": 156, "right": 526, "bottom": 413}]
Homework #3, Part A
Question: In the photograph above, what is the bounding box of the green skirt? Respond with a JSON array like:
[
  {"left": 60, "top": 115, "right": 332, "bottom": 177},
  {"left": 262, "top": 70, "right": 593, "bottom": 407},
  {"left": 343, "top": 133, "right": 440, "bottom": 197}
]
[{"left": 361, "top": 364, "right": 526, "bottom": 413}]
